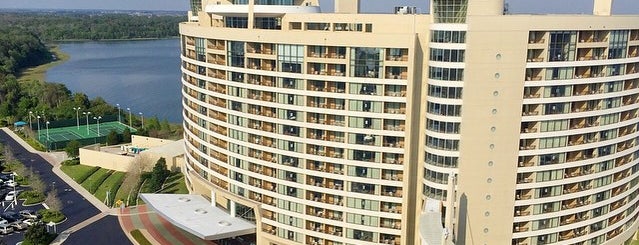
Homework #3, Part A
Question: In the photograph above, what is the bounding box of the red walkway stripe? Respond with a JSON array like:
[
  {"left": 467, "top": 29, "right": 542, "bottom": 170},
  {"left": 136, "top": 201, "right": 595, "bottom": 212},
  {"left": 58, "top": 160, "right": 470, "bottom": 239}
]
[{"left": 137, "top": 206, "right": 174, "bottom": 245}]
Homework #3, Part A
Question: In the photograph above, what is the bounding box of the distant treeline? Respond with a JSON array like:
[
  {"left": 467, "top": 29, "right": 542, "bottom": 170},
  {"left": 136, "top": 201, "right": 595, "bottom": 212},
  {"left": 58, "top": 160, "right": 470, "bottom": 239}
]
[{"left": 0, "top": 13, "right": 186, "bottom": 41}]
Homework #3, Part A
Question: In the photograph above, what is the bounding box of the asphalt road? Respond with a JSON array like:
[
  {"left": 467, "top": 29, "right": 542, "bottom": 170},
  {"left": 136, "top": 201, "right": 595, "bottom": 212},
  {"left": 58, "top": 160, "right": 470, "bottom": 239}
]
[
  {"left": 63, "top": 216, "right": 131, "bottom": 245},
  {"left": 0, "top": 130, "right": 130, "bottom": 245}
]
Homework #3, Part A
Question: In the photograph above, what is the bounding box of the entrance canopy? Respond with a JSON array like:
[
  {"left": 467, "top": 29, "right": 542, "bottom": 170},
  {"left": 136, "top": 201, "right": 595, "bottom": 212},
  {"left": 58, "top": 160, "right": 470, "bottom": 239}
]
[{"left": 141, "top": 194, "right": 256, "bottom": 240}]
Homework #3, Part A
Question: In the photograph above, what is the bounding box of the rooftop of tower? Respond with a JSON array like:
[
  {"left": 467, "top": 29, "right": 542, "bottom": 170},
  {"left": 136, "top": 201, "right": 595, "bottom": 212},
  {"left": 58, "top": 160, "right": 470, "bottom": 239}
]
[{"left": 319, "top": 0, "right": 637, "bottom": 15}]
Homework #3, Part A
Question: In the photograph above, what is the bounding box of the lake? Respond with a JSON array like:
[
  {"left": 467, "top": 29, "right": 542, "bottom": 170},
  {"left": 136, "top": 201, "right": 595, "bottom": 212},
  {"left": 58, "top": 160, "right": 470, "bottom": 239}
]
[{"left": 46, "top": 39, "right": 183, "bottom": 123}]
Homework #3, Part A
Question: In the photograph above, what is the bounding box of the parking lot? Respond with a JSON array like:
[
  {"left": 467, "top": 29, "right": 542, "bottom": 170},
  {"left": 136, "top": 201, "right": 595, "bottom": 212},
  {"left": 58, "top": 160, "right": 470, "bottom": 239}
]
[
  {"left": 0, "top": 178, "right": 49, "bottom": 245},
  {"left": 0, "top": 130, "right": 109, "bottom": 245}
]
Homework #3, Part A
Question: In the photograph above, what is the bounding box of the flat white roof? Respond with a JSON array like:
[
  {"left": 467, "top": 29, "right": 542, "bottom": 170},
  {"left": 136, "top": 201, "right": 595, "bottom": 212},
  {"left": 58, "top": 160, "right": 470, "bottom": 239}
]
[{"left": 140, "top": 194, "right": 256, "bottom": 240}]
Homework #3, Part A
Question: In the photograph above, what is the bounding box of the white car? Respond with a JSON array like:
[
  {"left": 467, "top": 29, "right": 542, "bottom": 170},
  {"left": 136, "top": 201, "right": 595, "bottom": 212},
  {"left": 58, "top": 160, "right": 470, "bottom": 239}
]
[
  {"left": 4, "top": 191, "right": 19, "bottom": 201},
  {"left": 3, "top": 180, "right": 18, "bottom": 188},
  {"left": 22, "top": 219, "right": 41, "bottom": 227}
]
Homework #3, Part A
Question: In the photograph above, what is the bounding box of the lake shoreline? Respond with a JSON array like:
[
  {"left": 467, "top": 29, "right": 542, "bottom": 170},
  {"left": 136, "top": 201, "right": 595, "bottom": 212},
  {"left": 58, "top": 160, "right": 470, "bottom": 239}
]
[
  {"left": 52, "top": 37, "right": 180, "bottom": 43},
  {"left": 17, "top": 45, "right": 70, "bottom": 82}
]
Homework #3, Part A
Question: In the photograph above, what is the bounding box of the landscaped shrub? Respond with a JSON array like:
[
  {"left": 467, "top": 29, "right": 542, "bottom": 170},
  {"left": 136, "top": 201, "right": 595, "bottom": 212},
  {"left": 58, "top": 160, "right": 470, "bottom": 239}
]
[
  {"left": 38, "top": 209, "right": 65, "bottom": 223},
  {"left": 61, "top": 159, "right": 80, "bottom": 166},
  {"left": 19, "top": 190, "right": 45, "bottom": 205},
  {"left": 75, "top": 166, "right": 100, "bottom": 184},
  {"left": 83, "top": 169, "right": 110, "bottom": 193}
]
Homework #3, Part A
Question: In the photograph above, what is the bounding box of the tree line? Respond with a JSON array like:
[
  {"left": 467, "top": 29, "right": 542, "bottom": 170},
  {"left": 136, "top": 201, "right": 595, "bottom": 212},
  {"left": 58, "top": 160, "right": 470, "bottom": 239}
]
[{"left": 0, "top": 12, "right": 185, "bottom": 41}]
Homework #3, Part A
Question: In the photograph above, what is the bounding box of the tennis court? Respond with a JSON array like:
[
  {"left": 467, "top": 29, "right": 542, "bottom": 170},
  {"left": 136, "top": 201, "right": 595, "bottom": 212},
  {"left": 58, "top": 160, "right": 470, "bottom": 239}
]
[{"left": 36, "top": 121, "right": 136, "bottom": 149}]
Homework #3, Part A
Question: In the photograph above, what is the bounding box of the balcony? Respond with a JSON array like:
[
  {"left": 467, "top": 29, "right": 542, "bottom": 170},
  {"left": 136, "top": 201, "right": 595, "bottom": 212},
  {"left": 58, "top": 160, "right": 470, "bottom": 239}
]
[{"left": 381, "top": 202, "right": 402, "bottom": 214}]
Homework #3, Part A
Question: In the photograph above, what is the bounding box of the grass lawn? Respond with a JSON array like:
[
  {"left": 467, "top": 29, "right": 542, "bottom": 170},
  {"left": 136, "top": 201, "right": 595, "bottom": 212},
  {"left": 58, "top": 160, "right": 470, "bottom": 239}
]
[
  {"left": 60, "top": 165, "right": 100, "bottom": 183},
  {"left": 159, "top": 172, "right": 188, "bottom": 194},
  {"left": 631, "top": 240, "right": 639, "bottom": 245},
  {"left": 130, "top": 229, "right": 152, "bottom": 245},
  {"left": 94, "top": 171, "right": 125, "bottom": 206},
  {"left": 18, "top": 45, "right": 69, "bottom": 82},
  {"left": 18, "top": 190, "right": 45, "bottom": 205},
  {"left": 80, "top": 168, "right": 112, "bottom": 194}
]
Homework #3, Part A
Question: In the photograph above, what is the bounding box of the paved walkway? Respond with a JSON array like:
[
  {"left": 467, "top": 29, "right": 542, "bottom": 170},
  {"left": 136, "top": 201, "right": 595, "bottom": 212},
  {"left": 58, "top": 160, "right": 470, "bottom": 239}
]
[{"left": 119, "top": 205, "right": 216, "bottom": 245}]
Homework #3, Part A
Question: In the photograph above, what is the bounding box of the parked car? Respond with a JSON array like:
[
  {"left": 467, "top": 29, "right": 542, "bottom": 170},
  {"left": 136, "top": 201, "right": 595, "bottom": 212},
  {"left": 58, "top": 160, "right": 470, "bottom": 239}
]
[
  {"left": 0, "top": 218, "right": 9, "bottom": 225},
  {"left": 0, "top": 223, "right": 14, "bottom": 234},
  {"left": 4, "top": 190, "right": 20, "bottom": 201},
  {"left": 22, "top": 219, "right": 41, "bottom": 227},
  {"left": 3, "top": 180, "right": 18, "bottom": 188},
  {"left": 19, "top": 210, "right": 41, "bottom": 220},
  {"left": 1, "top": 212, "right": 23, "bottom": 223},
  {"left": 10, "top": 221, "right": 28, "bottom": 230}
]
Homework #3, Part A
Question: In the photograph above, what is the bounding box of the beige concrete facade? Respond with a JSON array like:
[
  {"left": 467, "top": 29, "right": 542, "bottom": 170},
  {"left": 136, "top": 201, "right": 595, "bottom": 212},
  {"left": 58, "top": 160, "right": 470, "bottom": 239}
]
[{"left": 179, "top": 0, "right": 639, "bottom": 244}]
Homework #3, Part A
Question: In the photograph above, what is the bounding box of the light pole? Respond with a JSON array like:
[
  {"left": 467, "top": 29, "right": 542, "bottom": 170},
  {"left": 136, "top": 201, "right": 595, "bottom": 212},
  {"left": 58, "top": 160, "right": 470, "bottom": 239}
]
[
  {"left": 127, "top": 108, "right": 132, "bottom": 128},
  {"left": 28, "top": 111, "right": 33, "bottom": 129},
  {"left": 116, "top": 104, "right": 121, "bottom": 123},
  {"left": 93, "top": 116, "right": 102, "bottom": 136},
  {"left": 139, "top": 112, "right": 144, "bottom": 128},
  {"left": 46, "top": 121, "right": 50, "bottom": 147},
  {"left": 83, "top": 112, "right": 91, "bottom": 135},
  {"left": 73, "top": 107, "right": 81, "bottom": 129},
  {"left": 36, "top": 115, "right": 41, "bottom": 140}
]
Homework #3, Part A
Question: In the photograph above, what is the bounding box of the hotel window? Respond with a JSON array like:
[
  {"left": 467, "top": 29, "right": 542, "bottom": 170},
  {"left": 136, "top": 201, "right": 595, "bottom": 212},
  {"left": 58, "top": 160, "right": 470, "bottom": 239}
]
[
  {"left": 430, "top": 48, "right": 465, "bottom": 62},
  {"left": 432, "top": 0, "right": 468, "bottom": 23},
  {"left": 544, "top": 103, "right": 569, "bottom": 115},
  {"left": 346, "top": 197, "right": 379, "bottom": 211},
  {"left": 425, "top": 153, "right": 458, "bottom": 168},
  {"left": 351, "top": 48, "right": 383, "bottom": 78},
  {"left": 429, "top": 67, "right": 464, "bottom": 81},
  {"left": 535, "top": 170, "right": 563, "bottom": 182},
  {"left": 608, "top": 30, "right": 629, "bottom": 59},
  {"left": 599, "top": 113, "right": 619, "bottom": 126},
  {"left": 255, "top": 0, "right": 294, "bottom": 5},
  {"left": 346, "top": 214, "right": 379, "bottom": 227},
  {"left": 232, "top": 0, "right": 248, "bottom": 4},
  {"left": 427, "top": 102, "right": 461, "bottom": 116},
  {"left": 546, "top": 67, "right": 573, "bottom": 80},
  {"left": 254, "top": 17, "right": 281, "bottom": 30},
  {"left": 426, "top": 119, "right": 460, "bottom": 134},
  {"left": 544, "top": 85, "right": 571, "bottom": 97},
  {"left": 194, "top": 38, "right": 206, "bottom": 61},
  {"left": 426, "top": 136, "right": 459, "bottom": 151},
  {"left": 538, "top": 136, "right": 567, "bottom": 149},
  {"left": 424, "top": 169, "right": 448, "bottom": 184},
  {"left": 548, "top": 31, "right": 577, "bottom": 61},
  {"left": 225, "top": 17, "right": 248, "bottom": 28},
  {"left": 539, "top": 120, "right": 568, "bottom": 132},
  {"left": 228, "top": 41, "right": 245, "bottom": 67},
  {"left": 423, "top": 185, "right": 447, "bottom": 200},
  {"left": 431, "top": 30, "right": 466, "bottom": 43},
  {"left": 305, "top": 22, "right": 330, "bottom": 31},
  {"left": 277, "top": 44, "right": 304, "bottom": 73},
  {"left": 347, "top": 166, "right": 380, "bottom": 179},
  {"left": 428, "top": 85, "right": 463, "bottom": 99},
  {"left": 539, "top": 153, "right": 564, "bottom": 165},
  {"left": 349, "top": 100, "right": 382, "bottom": 113},
  {"left": 189, "top": 0, "right": 202, "bottom": 16},
  {"left": 348, "top": 116, "right": 381, "bottom": 129}
]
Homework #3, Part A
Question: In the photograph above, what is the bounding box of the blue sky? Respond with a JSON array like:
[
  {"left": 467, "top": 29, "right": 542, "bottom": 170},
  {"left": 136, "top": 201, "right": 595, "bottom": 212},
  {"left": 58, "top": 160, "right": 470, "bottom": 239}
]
[{"left": 2, "top": 0, "right": 638, "bottom": 14}]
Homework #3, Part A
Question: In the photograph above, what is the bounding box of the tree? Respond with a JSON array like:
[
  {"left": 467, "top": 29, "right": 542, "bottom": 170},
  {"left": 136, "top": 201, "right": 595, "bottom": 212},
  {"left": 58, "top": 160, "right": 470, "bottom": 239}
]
[
  {"left": 23, "top": 223, "right": 54, "bottom": 245},
  {"left": 122, "top": 128, "right": 131, "bottom": 143},
  {"left": 64, "top": 140, "right": 80, "bottom": 159},
  {"left": 148, "top": 157, "right": 169, "bottom": 192},
  {"left": 30, "top": 174, "right": 46, "bottom": 193},
  {"left": 45, "top": 189, "right": 62, "bottom": 212},
  {"left": 106, "top": 130, "right": 119, "bottom": 145}
]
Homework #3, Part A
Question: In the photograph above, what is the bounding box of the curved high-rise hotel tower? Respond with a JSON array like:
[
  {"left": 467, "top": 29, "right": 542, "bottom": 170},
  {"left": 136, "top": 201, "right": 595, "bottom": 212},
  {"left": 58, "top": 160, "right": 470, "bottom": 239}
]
[{"left": 176, "top": 0, "right": 639, "bottom": 244}]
